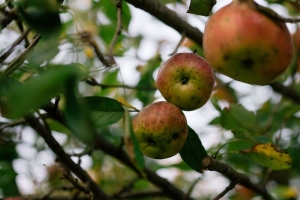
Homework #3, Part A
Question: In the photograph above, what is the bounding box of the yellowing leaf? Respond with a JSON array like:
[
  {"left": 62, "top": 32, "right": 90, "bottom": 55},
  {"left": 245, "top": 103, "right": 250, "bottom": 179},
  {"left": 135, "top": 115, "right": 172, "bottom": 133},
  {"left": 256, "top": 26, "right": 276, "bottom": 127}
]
[
  {"left": 272, "top": 186, "right": 298, "bottom": 199},
  {"left": 240, "top": 143, "right": 292, "bottom": 170},
  {"left": 117, "top": 96, "right": 140, "bottom": 111},
  {"left": 84, "top": 46, "right": 94, "bottom": 59}
]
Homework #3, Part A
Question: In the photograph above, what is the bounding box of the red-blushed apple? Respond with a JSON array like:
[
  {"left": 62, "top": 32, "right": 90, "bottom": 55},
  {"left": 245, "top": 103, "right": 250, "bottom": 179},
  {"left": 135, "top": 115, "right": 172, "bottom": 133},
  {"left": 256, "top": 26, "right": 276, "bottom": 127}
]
[
  {"left": 156, "top": 53, "right": 215, "bottom": 111},
  {"left": 132, "top": 101, "right": 188, "bottom": 159},
  {"left": 203, "top": 0, "right": 293, "bottom": 85}
]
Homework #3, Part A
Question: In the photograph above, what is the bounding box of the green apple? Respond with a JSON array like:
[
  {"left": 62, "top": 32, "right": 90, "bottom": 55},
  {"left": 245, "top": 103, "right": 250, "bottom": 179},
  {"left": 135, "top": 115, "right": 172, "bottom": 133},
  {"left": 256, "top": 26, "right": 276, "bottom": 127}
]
[
  {"left": 203, "top": 0, "right": 293, "bottom": 85},
  {"left": 156, "top": 53, "right": 215, "bottom": 111},
  {"left": 132, "top": 101, "right": 188, "bottom": 159}
]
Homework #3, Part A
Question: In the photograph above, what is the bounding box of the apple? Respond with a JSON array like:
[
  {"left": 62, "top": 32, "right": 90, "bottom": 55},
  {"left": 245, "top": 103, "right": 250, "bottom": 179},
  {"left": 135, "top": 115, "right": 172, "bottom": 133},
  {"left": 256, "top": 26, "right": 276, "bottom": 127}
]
[
  {"left": 156, "top": 53, "right": 215, "bottom": 111},
  {"left": 203, "top": 0, "right": 293, "bottom": 85},
  {"left": 132, "top": 101, "right": 188, "bottom": 159}
]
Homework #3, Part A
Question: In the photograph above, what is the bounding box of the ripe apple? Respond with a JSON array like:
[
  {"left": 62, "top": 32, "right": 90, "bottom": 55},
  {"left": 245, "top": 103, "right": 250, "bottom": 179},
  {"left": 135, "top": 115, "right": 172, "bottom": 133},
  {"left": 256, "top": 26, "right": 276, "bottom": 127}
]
[
  {"left": 132, "top": 101, "right": 188, "bottom": 159},
  {"left": 156, "top": 53, "right": 215, "bottom": 111},
  {"left": 203, "top": 0, "right": 293, "bottom": 85}
]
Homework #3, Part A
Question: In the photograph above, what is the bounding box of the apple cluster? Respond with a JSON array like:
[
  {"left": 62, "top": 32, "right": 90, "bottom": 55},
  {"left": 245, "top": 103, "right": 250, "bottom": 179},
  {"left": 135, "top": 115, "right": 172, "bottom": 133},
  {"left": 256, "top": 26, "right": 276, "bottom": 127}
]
[
  {"left": 132, "top": 53, "right": 215, "bottom": 159},
  {"left": 131, "top": 0, "right": 293, "bottom": 159}
]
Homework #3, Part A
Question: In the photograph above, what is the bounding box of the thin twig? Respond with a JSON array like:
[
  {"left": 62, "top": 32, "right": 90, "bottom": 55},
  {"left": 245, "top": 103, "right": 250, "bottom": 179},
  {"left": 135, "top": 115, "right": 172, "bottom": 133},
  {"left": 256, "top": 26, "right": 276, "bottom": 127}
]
[
  {"left": 0, "top": 28, "right": 30, "bottom": 64},
  {"left": 63, "top": 171, "right": 91, "bottom": 197},
  {"left": 3, "top": 34, "right": 41, "bottom": 76},
  {"left": 0, "top": 119, "right": 26, "bottom": 131},
  {"left": 42, "top": 103, "right": 191, "bottom": 200},
  {"left": 117, "top": 190, "right": 165, "bottom": 199},
  {"left": 212, "top": 178, "right": 240, "bottom": 200},
  {"left": 108, "top": 0, "right": 123, "bottom": 64},
  {"left": 202, "top": 156, "right": 274, "bottom": 200},
  {"left": 85, "top": 78, "right": 157, "bottom": 90},
  {"left": 111, "top": 177, "right": 139, "bottom": 198},
  {"left": 169, "top": 32, "right": 186, "bottom": 56},
  {"left": 25, "top": 114, "right": 111, "bottom": 200},
  {"left": 80, "top": 31, "right": 113, "bottom": 67},
  {"left": 42, "top": 186, "right": 75, "bottom": 200},
  {"left": 184, "top": 177, "right": 201, "bottom": 200}
]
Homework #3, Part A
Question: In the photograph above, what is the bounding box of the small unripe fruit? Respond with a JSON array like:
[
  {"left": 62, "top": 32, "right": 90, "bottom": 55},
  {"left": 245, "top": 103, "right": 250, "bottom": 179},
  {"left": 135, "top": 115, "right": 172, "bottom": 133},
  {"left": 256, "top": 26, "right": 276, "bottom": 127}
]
[
  {"left": 132, "top": 101, "right": 188, "bottom": 159},
  {"left": 203, "top": 0, "right": 293, "bottom": 85},
  {"left": 156, "top": 53, "right": 215, "bottom": 111}
]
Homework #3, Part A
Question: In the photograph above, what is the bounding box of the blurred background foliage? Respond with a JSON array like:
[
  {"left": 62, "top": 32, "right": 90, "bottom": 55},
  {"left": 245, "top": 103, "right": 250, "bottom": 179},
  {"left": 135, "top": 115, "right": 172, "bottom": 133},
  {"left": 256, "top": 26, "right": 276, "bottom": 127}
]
[{"left": 0, "top": 0, "right": 300, "bottom": 199}]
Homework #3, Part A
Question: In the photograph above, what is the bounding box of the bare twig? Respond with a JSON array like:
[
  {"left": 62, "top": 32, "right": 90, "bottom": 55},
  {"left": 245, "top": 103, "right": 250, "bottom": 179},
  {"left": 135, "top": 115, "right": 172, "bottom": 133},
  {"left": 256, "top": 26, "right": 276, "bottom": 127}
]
[
  {"left": 42, "top": 103, "right": 191, "bottom": 200},
  {"left": 169, "top": 32, "right": 186, "bottom": 56},
  {"left": 42, "top": 186, "right": 75, "bottom": 200},
  {"left": 3, "top": 34, "right": 41, "bottom": 76},
  {"left": 184, "top": 177, "right": 201, "bottom": 200},
  {"left": 111, "top": 177, "right": 139, "bottom": 198},
  {"left": 0, "top": 119, "right": 26, "bottom": 131},
  {"left": 212, "top": 178, "right": 240, "bottom": 200},
  {"left": 108, "top": 0, "right": 123, "bottom": 64},
  {"left": 25, "top": 114, "right": 111, "bottom": 200},
  {"left": 85, "top": 77, "right": 157, "bottom": 90},
  {"left": 0, "top": 28, "right": 30, "bottom": 64},
  {"left": 63, "top": 171, "right": 91, "bottom": 197},
  {"left": 80, "top": 31, "right": 113, "bottom": 67},
  {"left": 117, "top": 190, "right": 165, "bottom": 199},
  {"left": 202, "top": 156, "right": 274, "bottom": 200}
]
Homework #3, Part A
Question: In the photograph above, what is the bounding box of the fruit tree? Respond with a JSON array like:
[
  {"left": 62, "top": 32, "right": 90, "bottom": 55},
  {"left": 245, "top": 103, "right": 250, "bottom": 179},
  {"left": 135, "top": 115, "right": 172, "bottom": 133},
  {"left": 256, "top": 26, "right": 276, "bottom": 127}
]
[{"left": 1, "top": 0, "right": 300, "bottom": 199}]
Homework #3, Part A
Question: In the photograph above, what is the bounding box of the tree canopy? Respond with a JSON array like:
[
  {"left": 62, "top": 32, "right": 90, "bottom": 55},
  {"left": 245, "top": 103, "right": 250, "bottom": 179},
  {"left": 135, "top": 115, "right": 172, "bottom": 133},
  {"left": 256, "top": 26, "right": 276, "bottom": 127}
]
[{"left": 0, "top": 0, "right": 300, "bottom": 199}]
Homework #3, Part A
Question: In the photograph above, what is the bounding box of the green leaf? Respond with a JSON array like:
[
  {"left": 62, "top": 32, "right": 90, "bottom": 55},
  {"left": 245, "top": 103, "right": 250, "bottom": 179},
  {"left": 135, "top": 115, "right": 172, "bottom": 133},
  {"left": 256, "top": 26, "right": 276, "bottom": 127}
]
[
  {"left": 187, "top": 0, "right": 216, "bottom": 16},
  {"left": 17, "top": 0, "right": 62, "bottom": 38},
  {"left": 27, "top": 37, "right": 60, "bottom": 66},
  {"left": 179, "top": 126, "right": 207, "bottom": 172},
  {"left": 98, "top": 0, "right": 131, "bottom": 31},
  {"left": 210, "top": 97, "right": 222, "bottom": 112},
  {"left": 240, "top": 143, "right": 292, "bottom": 170},
  {"left": 208, "top": 116, "right": 220, "bottom": 125},
  {"left": 79, "top": 96, "right": 124, "bottom": 128},
  {"left": 64, "top": 79, "right": 96, "bottom": 145},
  {"left": 136, "top": 55, "right": 160, "bottom": 106},
  {"left": 221, "top": 104, "right": 256, "bottom": 131},
  {"left": 124, "top": 108, "right": 144, "bottom": 170},
  {"left": 231, "top": 129, "right": 257, "bottom": 143},
  {"left": 0, "top": 166, "right": 19, "bottom": 196},
  {"left": 254, "top": 135, "right": 270, "bottom": 144},
  {"left": 2, "top": 65, "right": 87, "bottom": 119}
]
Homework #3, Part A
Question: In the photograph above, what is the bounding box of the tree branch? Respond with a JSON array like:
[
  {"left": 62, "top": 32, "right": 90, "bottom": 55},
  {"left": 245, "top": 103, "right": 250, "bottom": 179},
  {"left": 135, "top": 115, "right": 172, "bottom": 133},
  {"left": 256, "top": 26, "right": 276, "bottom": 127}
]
[
  {"left": 108, "top": 0, "right": 123, "bottom": 63},
  {"left": 124, "top": 0, "right": 203, "bottom": 46},
  {"left": 25, "top": 115, "right": 111, "bottom": 200},
  {"left": 202, "top": 156, "right": 274, "bottom": 200},
  {"left": 269, "top": 82, "right": 300, "bottom": 103},
  {"left": 94, "top": 134, "right": 191, "bottom": 200},
  {"left": 43, "top": 103, "right": 192, "bottom": 200}
]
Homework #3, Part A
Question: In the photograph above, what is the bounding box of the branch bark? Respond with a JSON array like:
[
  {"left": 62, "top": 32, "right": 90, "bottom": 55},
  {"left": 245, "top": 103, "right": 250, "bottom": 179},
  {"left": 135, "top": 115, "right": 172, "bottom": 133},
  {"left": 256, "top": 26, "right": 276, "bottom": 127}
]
[
  {"left": 124, "top": 0, "right": 203, "bottom": 46},
  {"left": 43, "top": 104, "right": 191, "bottom": 200},
  {"left": 25, "top": 115, "right": 111, "bottom": 200},
  {"left": 269, "top": 82, "right": 300, "bottom": 103},
  {"left": 202, "top": 156, "right": 274, "bottom": 200}
]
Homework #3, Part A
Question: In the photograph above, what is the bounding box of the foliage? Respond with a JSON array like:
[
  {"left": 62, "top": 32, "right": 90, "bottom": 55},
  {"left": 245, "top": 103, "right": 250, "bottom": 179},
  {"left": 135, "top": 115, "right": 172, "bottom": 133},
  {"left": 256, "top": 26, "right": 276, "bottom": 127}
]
[{"left": 0, "top": 0, "right": 299, "bottom": 199}]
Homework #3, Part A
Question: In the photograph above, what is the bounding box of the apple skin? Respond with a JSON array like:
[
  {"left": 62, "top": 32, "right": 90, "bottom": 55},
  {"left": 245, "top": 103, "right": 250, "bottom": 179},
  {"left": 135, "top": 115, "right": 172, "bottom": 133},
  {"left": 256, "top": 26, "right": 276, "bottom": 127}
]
[
  {"left": 156, "top": 53, "right": 215, "bottom": 111},
  {"left": 203, "top": 0, "right": 293, "bottom": 85},
  {"left": 132, "top": 101, "right": 188, "bottom": 159}
]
